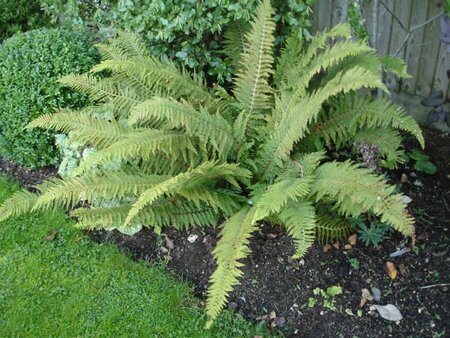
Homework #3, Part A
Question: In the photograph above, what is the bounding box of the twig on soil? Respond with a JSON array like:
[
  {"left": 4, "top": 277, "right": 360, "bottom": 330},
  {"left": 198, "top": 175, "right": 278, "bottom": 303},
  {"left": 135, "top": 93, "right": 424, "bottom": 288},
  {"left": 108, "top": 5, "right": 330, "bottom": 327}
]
[{"left": 419, "top": 283, "right": 450, "bottom": 289}]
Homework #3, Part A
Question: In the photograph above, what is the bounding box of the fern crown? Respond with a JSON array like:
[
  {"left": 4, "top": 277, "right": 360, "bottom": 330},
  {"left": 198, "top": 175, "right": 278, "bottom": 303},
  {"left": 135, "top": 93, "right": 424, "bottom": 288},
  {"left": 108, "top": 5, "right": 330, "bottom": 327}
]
[{"left": 0, "top": 0, "right": 423, "bottom": 328}]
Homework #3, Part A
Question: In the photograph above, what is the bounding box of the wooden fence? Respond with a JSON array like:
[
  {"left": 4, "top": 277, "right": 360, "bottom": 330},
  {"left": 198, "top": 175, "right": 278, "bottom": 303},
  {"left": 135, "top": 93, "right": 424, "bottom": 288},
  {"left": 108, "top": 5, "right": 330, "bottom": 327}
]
[{"left": 312, "top": 0, "right": 449, "bottom": 128}]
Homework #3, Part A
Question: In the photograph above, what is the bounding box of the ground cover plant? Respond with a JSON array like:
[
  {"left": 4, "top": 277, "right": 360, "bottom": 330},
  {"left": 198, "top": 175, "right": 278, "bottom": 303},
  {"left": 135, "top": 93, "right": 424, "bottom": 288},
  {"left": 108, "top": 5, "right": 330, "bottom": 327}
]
[
  {"left": 0, "top": 175, "right": 264, "bottom": 337},
  {"left": 0, "top": 28, "right": 99, "bottom": 168},
  {"left": 0, "top": 0, "right": 424, "bottom": 328}
]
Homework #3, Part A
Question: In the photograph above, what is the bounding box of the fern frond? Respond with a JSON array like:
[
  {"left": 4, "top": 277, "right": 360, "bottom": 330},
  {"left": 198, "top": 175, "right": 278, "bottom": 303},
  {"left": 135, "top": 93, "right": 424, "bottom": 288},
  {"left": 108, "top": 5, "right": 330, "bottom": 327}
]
[
  {"left": 354, "top": 128, "right": 404, "bottom": 168},
  {"left": 273, "top": 33, "right": 304, "bottom": 88},
  {"left": 278, "top": 200, "right": 316, "bottom": 258},
  {"left": 233, "top": 0, "right": 275, "bottom": 113},
  {"left": 380, "top": 55, "right": 410, "bottom": 78},
  {"left": 31, "top": 172, "right": 169, "bottom": 212},
  {"left": 312, "top": 161, "right": 414, "bottom": 236},
  {"left": 252, "top": 175, "right": 314, "bottom": 222},
  {"left": 223, "top": 20, "right": 250, "bottom": 71},
  {"left": 27, "top": 111, "right": 134, "bottom": 149},
  {"left": 315, "top": 214, "right": 353, "bottom": 244},
  {"left": 260, "top": 67, "right": 387, "bottom": 177},
  {"left": 0, "top": 189, "right": 38, "bottom": 222},
  {"left": 129, "top": 97, "right": 235, "bottom": 155},
  {"left": 72, "top": 200, "right": 219, "bottom": 231},
  {"left": 309, "top": 95, "right": 424, "bottom": 148},
  {"left": 75, "top": 130, "right": 196, "bottom": 174},
  {"left": 206, "top": 206, "right": 257, "bottom": 328},
  {"left": 124, "top": 162, "right": 251, "bottom": 226},
  {"left": 58, "top": 74, "right": 142, "bottom": 117}
]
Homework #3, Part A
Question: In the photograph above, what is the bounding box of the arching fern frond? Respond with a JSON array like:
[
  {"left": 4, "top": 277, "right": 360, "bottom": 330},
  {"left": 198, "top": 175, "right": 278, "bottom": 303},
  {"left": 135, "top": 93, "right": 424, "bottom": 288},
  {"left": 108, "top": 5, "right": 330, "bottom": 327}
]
[
  {"left": 315, "top": 214, "right": 353, "bottom": 244},
  {"left": 75, "top": 130, "right": 196, "bottom": 174},
  {"left": 129, "top": 97, "right": 235, "bottom": 156},
  {"left": 0, "top": 189, "right": 38, "bottom": 222},
  {"left": 233, "top": 0, "right": 275, "bottom": 113},
  {"left": 124, "top": 162, "right": 251, "bottom": 226},
  {"left": 312, "top": 161, "right": 415, "bottom": 236},
  {"left": 27, "top": 111, "right": 134, "bottom": 149},
  {"left": 278, "top": 200, "right": 316, "bottom": 258},
  {"left": 206, "top": 206, "right": 257, "bottom": 328}
]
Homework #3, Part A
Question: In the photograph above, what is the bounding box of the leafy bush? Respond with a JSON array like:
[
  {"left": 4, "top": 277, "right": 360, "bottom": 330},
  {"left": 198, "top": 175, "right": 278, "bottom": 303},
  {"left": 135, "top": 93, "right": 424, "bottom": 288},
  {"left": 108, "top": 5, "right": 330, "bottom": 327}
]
[
  {"left": 0, "top": 29, "right": 99, "bottom": 167},
  {"left": 0, "top": 0, "right": 423, "bottom": 327},
  {"left": 40, "top": 0, "right": 316, "bottom": 83},
  {"left": 0, "top": 0, "right": 49, "bottom": 40}
]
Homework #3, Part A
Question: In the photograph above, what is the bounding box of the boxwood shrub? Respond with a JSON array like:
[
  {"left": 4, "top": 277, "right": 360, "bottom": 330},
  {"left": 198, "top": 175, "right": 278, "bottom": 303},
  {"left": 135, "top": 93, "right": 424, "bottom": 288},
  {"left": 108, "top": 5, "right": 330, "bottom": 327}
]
[{"left": 0, "top": 28, "right": 99, "bottom": 168}]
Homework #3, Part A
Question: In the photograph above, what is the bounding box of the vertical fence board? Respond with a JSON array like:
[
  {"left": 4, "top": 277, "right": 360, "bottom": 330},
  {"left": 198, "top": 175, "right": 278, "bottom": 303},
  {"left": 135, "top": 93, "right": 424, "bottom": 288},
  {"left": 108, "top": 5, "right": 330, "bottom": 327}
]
[
  {"left": 401, "top": 0, "right": 429, "bottom": 95},
  {"left": 376, "top": 0, "right": 394, "bottom": 55},
  {"left": 433, "top": 42, "right": 450, "bottom": 95},
  {"left": 414, "top": 2, "right": 442, "bottom": 98}
]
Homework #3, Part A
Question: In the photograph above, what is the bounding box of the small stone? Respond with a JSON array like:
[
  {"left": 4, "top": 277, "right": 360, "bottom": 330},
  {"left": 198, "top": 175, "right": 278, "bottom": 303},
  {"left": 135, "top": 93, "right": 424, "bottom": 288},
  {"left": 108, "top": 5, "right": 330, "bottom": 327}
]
[
  {"left": 333, "top": 241, "right": 340, "bottom": 250},
  {"left": 228, "top": 302, "right": 238, "bottom": 310},
  {"left": 160, "top": 246, "right": 169, "bottom": 254},
  {"left": 187, "top": 234, "right": 198, "bottom": 243},
  {"left": 371, "top": 287, "right": 381, "bottom": 302},
  {"left": 323, "top": 244, "right": 332, "bottom": 253},
  {"left": 344, "top": 244, "right": 352, "bottom": 250},
  {"left": 165, "top": 236, "right": 175, "bottom": 249},
  {"left": 269, "top": 311, "right": 277, "bottom": 319},
  {"left": 400, "top": 173, "right": 409, "bottom": 183},
  {"left": 361, "top": 288, "right": 374, "bottom": 301},
  {"left": 274, "top": 316, "right": 286, "bottom": 327},
  {"left": 400, "top": 195, "right": 413, "bottom": 204},
  {"left": 267, "top": 233, "right": 278, "bottom": 239},
  {"left": 348, "top": 234, "right": 357, "bottom": 245}
]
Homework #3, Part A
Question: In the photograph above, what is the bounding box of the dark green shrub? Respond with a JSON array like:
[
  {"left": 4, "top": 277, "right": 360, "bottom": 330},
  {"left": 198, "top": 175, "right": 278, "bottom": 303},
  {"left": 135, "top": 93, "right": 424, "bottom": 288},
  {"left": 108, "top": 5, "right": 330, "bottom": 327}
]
[
  {"left": 0, "top": 0, "right": 49, "bottom": 40},
  {"left": 0, "top": 28, "right": 99, "bottom": 167},
  {"left": 40, "top": 0, "right": 317, "bottom": 83}
]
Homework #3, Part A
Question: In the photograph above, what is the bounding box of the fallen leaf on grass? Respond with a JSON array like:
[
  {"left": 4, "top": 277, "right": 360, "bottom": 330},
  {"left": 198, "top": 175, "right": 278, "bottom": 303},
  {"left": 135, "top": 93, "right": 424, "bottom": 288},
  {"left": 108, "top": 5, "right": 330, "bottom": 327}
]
[
  {"left": 348, "top": 234, "right": 357, "bottom": 245},
  {"left": 370, "top": 304, "right": 403, "bottom": 321},
  {"left": 43, "top": 229, "right": 57, "bottom": 241},
  {"left": 323, "top": 244, "right": 332, "bottom": 253},
  {"left": 386, "top": 261, "right": 398, "bottom": 280}
]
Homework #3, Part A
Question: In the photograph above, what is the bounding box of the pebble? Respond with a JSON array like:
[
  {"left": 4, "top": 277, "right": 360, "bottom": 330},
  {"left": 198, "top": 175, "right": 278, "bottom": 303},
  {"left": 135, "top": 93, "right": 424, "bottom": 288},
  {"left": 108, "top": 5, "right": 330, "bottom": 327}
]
[{"left": 371, "top": 287, "right": 381, "bottom": 301}]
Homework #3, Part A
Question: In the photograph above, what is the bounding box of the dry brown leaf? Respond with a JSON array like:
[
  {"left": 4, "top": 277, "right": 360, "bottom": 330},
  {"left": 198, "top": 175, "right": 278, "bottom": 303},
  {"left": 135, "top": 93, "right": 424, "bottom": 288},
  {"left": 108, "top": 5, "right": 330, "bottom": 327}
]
[
  {"left": 323, "top": 244, "right": 332, "bottom": 253},
  {"left": 386, "top": 261, "right": 398, "bottom": 280},
  {"left": 43, "top": 229, "right": 57, "bottom": 241},
  {"left": 359, "top": 297, "right": 368, "bottom": 308},
  {"left": 348, "top": 234, "right": 357, "bottom": 245},
  {"left": 333, "top": 241, "right": 340, "bottom": 250},
  {"left": 344, "top": 244, "right": 352, "bottom": 250}
]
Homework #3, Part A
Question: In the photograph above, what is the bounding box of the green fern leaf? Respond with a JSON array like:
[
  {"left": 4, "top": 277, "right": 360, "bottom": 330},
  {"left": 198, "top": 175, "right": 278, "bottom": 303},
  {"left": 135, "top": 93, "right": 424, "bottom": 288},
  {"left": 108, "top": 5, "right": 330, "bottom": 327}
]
[
  {"left": 206, "top": 206, "right": 257, "bottom": 328},
  {"left": 233, "top": 0, "right": 275, "bottom": 113}
]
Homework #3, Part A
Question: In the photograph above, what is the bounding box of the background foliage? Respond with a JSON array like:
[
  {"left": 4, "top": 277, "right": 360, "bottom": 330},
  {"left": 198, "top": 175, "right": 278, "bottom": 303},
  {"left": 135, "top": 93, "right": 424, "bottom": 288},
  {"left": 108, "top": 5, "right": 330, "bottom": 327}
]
[
  {"left": 0, "top": 29, "right": 99, "bottom": 168},
  {"left": 0, "top": 0, "right": 49, "bottom": 40},
  {"left": 40, "top": 0, "right": 317, "bottom": 83}
]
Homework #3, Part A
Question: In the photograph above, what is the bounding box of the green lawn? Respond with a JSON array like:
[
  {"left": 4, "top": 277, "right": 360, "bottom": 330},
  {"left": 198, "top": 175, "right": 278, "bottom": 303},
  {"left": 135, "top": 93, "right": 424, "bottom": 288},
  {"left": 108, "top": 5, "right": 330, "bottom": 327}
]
[{"left": 0, "top": 176, "right": 264, "bottom": 337}]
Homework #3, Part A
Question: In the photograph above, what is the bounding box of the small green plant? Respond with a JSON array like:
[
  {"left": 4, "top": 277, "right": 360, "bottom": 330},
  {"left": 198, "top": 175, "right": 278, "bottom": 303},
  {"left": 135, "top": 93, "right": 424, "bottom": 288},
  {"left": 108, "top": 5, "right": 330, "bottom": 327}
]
[
  {"left": 348, "top": 257, "right": 360, "bottom": 270},
  {"left": 312, "top": 286, "right": 343, "bottom": 311},
  {"left": 0, "top": 0, "right": 423, "bottom": 327},
  {"left": 406, "top": 149, "right": 438, "bottom": 175},
  {"left": 358, "top": 221, "right": 391, "bottom": 246},
  {"left": 308, "top": 297, "right": 317, "bottom": 308},
  {"left": 0, "top": 28, "right": 99, "bottom": 167}
]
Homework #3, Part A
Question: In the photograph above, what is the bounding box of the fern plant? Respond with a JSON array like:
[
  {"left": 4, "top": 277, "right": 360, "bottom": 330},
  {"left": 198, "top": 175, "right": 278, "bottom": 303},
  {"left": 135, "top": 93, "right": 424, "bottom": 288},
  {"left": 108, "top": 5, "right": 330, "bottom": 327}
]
[{"left": 0, "top": 0, "right": 423, "bottom": 327}]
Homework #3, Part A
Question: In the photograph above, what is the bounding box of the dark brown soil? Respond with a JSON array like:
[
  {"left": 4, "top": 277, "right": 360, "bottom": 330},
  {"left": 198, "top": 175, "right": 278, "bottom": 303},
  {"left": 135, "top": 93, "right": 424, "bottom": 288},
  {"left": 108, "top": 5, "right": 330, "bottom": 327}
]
[
  {"left": 2, "top": 127, "right": 449, "bottom": 337},
  {"left": 0, "top": 157, "right": 58, "bottom": 187}
]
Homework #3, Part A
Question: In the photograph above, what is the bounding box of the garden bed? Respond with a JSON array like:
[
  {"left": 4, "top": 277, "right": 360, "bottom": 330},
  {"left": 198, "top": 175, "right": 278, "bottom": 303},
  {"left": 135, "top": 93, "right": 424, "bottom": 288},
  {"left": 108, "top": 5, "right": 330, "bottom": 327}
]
[{"left": 2, "top": 127, "right": 449, "bottom": 337}]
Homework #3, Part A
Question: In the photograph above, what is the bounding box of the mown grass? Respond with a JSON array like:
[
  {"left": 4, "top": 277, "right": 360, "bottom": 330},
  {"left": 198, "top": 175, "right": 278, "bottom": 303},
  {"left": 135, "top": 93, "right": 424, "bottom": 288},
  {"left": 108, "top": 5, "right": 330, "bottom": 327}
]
[{"left": 0, "top": 176, "right": 265, "bottom": 337}]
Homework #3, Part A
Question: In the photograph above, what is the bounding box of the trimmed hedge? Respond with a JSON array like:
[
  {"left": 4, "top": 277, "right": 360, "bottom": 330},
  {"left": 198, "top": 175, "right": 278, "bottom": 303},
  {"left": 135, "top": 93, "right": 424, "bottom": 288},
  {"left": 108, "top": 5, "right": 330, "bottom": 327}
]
[{"left": 0, "top": 29, "right": 99, "bottom": 168}]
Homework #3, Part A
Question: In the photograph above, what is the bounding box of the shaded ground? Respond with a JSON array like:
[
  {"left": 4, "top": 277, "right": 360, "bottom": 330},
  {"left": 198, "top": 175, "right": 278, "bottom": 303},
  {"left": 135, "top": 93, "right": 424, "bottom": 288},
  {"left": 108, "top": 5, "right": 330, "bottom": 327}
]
[{"left": 2, "top": 127, "right": 449, "bottom": 337}]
